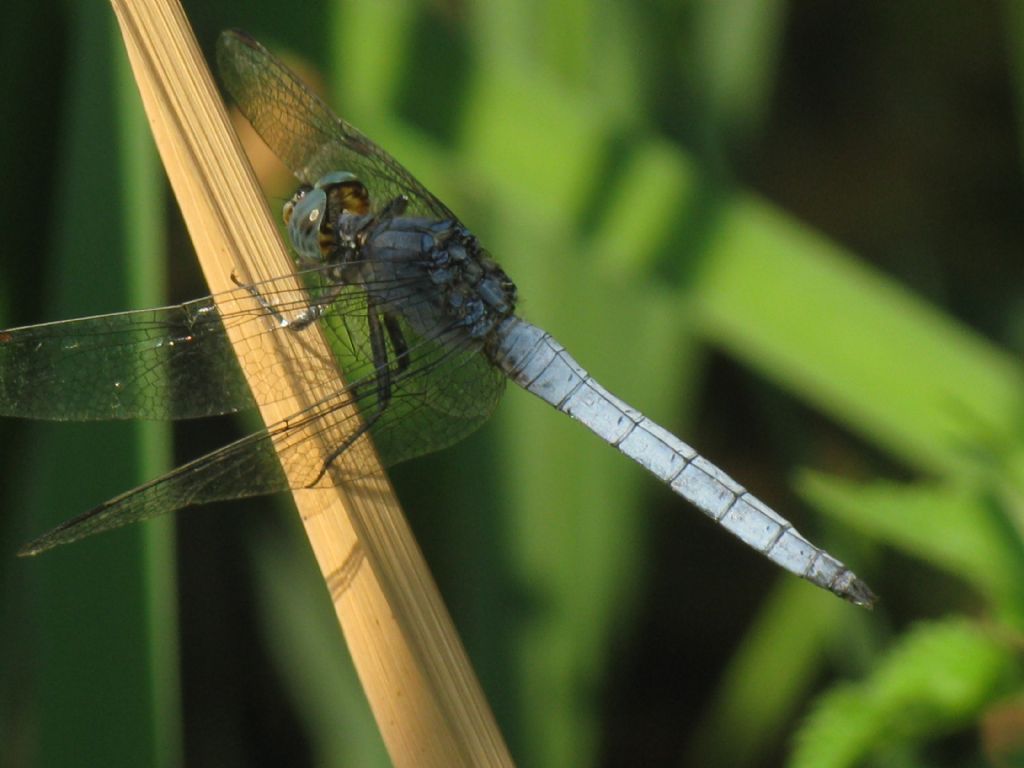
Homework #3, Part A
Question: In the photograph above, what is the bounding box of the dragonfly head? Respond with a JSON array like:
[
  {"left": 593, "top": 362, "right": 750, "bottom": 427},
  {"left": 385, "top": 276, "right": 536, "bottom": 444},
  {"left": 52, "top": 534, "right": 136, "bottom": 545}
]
[{"left": 283, "top": 172, "right": 370, "bottom": 263}]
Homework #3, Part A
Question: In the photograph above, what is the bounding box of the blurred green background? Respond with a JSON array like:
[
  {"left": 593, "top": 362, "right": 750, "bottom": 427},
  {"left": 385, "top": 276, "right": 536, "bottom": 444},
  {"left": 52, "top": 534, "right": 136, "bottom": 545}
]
[{"left": 2, "top": 1, "right": 1024, "bottom": 766}]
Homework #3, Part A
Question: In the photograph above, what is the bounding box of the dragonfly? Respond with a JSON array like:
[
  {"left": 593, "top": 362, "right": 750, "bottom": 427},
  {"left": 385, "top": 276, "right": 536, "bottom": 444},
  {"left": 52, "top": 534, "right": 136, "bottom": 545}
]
[{"left": 1, "top": 30, "right": 875, "bottom": 607}]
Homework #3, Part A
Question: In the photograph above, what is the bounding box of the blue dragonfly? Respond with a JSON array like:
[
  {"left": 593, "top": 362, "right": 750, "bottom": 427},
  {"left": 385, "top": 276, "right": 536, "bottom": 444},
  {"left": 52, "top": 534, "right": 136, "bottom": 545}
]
[{"left": 0, "top": 31, "right": 875, "bottom": 606}]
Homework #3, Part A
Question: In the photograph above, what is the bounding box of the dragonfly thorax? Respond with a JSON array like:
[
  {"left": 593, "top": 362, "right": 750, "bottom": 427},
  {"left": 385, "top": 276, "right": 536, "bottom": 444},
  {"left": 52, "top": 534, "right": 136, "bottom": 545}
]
[{"left": 337, "top": 213, "right": 519, "bottom": 341}]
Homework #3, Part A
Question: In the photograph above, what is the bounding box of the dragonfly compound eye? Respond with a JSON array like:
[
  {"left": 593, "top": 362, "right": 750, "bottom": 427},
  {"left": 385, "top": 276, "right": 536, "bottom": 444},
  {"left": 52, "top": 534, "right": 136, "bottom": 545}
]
[{"left": 286, "top": 186, "right": 329, "bottom": 262}]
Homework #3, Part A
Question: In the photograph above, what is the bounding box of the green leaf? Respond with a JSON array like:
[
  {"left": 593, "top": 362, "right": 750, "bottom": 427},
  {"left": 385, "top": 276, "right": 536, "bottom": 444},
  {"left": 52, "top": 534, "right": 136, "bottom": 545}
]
[
  {"left": 694, "top": 198, "right": 1024, "bottom": 477},
  {"left": 789, "top": 619, "right": 1019, "bottom": 768},
  {"left": 16, "top": 9, "right": 177, "bottom": 767},
  {"left": 686, "top": 578, "right": 871, "bottom": 767},
  {"left": 799, "top": 471, "right": 1024, "bottom": 621}
]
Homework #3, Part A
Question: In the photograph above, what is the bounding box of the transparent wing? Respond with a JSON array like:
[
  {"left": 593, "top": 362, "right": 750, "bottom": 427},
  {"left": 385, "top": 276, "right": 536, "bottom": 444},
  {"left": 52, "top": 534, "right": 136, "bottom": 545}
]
[
  {"left": 0, "top": 269, "right": 349, "bottom": 422},
  {"left": 18, "top": 263, "right": 505, "bottom": 554},
  {"left": 216, "top": 29, "right": 455, "bottom": 221},
  {"left": 0, "top": 297, "right": 253, "bottom": 420}
]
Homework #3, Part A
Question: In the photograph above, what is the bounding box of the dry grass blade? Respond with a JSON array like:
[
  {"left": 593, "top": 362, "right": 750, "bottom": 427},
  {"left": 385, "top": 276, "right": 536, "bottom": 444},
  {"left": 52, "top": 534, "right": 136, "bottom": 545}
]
[{"left": 108, "top": 0, "right": 513, "bottom": 764}]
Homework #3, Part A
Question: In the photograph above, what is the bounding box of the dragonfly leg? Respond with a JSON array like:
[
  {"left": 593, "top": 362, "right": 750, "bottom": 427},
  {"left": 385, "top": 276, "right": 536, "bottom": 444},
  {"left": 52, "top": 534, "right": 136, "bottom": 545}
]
[
  {"left": 305, "top": 409, "right": 383, "bottom": 486},
  {"left": 307, "top": 300, "right": 395, "bottom": 486},
  {"left": 365, "top": 302, "right": 394, "bottom": 408},
  {"left": 359, "top": 195, "right": 408, "bottom": 235},
  {"left": 383, "top": 312, "right": 411, "bottom": 374},
  {"left": 230, "top": 271, "right": 343, "bottom": 330}
]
